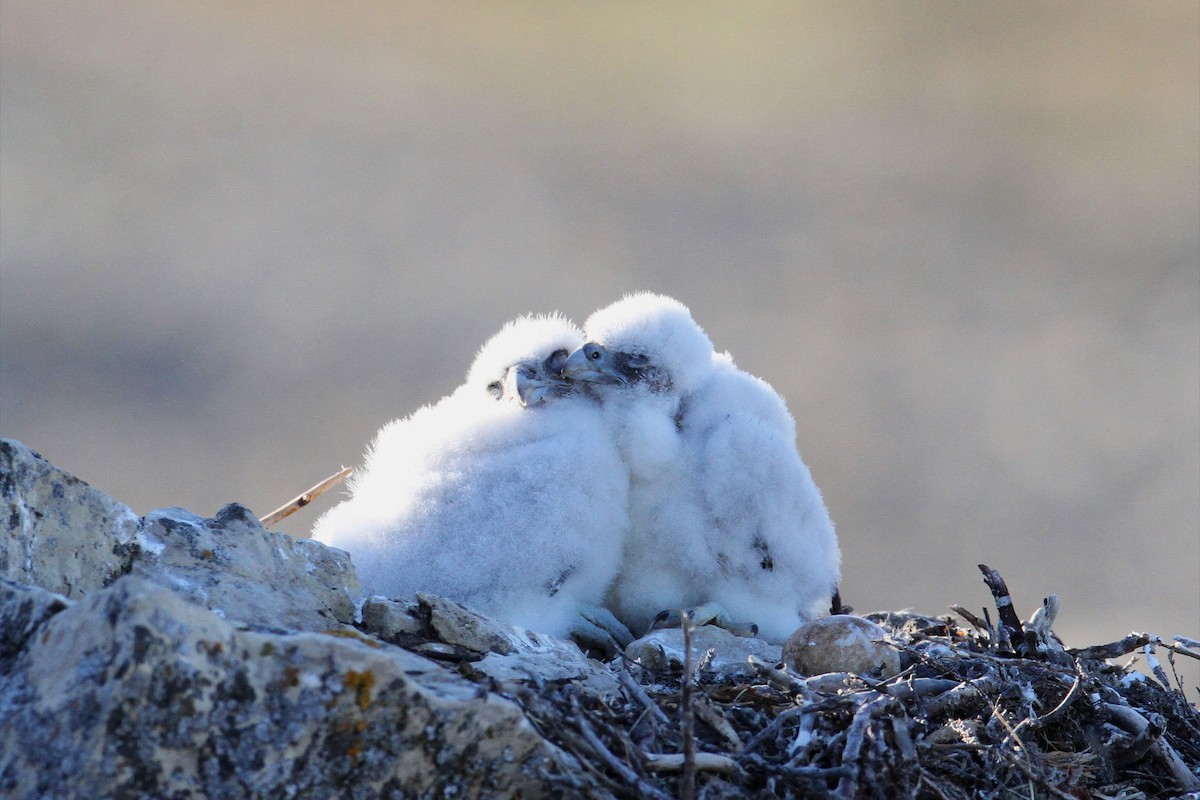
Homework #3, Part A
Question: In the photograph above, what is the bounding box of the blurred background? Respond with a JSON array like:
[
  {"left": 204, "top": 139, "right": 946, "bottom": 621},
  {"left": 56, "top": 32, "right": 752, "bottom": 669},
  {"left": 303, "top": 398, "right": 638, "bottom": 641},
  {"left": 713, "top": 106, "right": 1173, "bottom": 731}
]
[{"left": 2, "top": 2, "right": 1196, "bottom": 686}]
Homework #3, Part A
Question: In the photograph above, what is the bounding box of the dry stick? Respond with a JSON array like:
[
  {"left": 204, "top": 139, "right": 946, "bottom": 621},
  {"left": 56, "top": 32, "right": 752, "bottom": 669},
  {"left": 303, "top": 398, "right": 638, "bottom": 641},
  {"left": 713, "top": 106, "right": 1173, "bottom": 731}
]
[
  {"left": 1021, "top": 662, "right": 1087, "bottom": 733},
  {"left": 884, "top": 677, "right": 962, "bottom": 702},
  {"left": 747, "top": 654, "right": 813, "bottom": 697},
  {"left": 739, "top": 696, "right": 848, "bottom": 756},
  {"left": 981, "top": 607, "right": 1001, "bottom": 653},
  {"left": 1068, "top": 632, "right": 1153, "bottom": 661},
  {"left": 553, "top": 721, "right": 631, "bottom": 796},
  {"left": 1105, "top": 702, "right": 1164, "bottom": 764},
  {"left": 569, "top": 691, "right": 672, "bottom": 800},
  {"left": 1160, "top": 638, "right": 1200, "bottom": 661},
  {"left": 740, "top": 706, "right": 813, "bottom": 755},
  {"left": 924, "top": 674, "right": 1002, "bottom": 719},
  {"left": 512, "top": 688, "right": 617, "bottom": 795},
  {"left": 949, "top": 604, "right": 988, "bottom": 633},
  {"left": 977, "top": 564, "right": 1031, "bottom": 657},
  {"left": 834, "top": 695, "right": 892, "bottom": 800},
  {"left": 890, "top": 715, "right": 917, "bottom": 766},
  {"left": 680, "top": 611, "right": 697, "bottom": 800},
  {"left": 989, "top": 743, "right": 1078, "bottom": 800},
  {"left": 259, "top": 466, "right": 352, "bottom": 528},
  {"left": 1142, "top": 643, "right": 1174, "bottom": 690},
  {"left": 619, "top": 665, "right": 671, "bottom": 728},
  {"left": 1101, "top": 698, "right": 1199, "bottom": 794},
  {"left": 643, "top": 752, "right": 740, "bottom": 775},
  {"left": 694, "top": 697, "right": 743, "bottom": 753},
  {"left": 1155, "top": 736, "right": 1200, "bottom": 791}
]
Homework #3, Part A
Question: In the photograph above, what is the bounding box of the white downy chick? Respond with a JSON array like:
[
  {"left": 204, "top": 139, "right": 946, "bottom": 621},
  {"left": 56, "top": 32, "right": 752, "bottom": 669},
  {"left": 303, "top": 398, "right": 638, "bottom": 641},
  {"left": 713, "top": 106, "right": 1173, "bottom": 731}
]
[
  {"left": 563, "top": 292, "right": 840, "bottom": 643},
  {"left": 312, "top": 314, "right": 631, "bottom": 649}
]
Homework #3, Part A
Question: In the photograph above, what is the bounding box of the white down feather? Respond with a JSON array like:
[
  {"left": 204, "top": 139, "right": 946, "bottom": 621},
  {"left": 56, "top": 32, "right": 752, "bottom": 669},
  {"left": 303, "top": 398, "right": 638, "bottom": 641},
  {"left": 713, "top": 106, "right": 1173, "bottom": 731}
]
[
  {"left": 572, "top": 293, "right": 841, "bottom": 642},
  {"left": 312, "top": 314, "right": 630, "bottom": 639}
]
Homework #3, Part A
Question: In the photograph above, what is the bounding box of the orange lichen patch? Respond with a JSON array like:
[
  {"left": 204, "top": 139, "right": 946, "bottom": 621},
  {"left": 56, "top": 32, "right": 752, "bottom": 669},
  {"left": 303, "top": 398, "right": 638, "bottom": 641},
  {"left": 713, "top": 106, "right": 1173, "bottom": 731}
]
[
  {"left": 344, "top": 670, "right": 375, "bottom": 711},
  {"left": 334, "top": 719, "right": 368, "bottom": 734},
  {"left": 281, "top": 666, "right": 301, "bottom": 689},
  {"left": 200, "top": 549, "right": 215, "bottom": 560},
  {"left": 322, "top": 628, "right": 382, "bottom": 648},
  {"left": 197, "top": 640, "right": 224, "bottom": 656}
]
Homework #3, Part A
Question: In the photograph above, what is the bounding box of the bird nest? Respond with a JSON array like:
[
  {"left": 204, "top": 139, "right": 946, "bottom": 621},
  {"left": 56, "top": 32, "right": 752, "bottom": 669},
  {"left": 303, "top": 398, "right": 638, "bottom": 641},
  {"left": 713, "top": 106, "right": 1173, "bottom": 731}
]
[{"left": 510, "top": 565, "right": 1200, "bottom": 799}]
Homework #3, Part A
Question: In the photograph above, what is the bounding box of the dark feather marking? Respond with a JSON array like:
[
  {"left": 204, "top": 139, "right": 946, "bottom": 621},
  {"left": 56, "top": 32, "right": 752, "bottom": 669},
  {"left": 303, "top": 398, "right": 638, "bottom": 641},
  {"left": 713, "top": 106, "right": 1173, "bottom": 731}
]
[
  {"left": 752, "top": 535, "right": 774, "bottom": 571},
  {"left": 544, "top": 564, "right": 577, "bottom": 597}
]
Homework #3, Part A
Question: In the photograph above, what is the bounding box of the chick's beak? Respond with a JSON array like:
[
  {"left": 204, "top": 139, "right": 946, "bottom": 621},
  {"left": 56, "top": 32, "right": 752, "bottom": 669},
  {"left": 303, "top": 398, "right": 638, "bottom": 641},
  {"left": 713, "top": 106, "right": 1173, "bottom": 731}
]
[
  {"left": 562, "top": 343, "right": 626, "bottom": 384},
  {"left": 506, "top": 364, "right": 553, "bottom": 408}
]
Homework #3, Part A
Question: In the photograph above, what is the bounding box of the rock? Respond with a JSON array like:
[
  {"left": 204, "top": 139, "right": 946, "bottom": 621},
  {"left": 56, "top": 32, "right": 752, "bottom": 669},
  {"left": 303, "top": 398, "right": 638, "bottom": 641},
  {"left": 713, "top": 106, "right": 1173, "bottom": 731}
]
[
  {"left": 2, "top": 438, "right": 361, "bottom": 631},
  {"left": 405, "top": 594, "right": 622, "bottom": 697},
  {"left": 0, "top": 579, "right": 72, "bottom": 662},
  {"left": 782, "top": 614, "right": 902, "bottom": 679},
  {"left": 135, "top": 503, "right": 359, "bottom": 631},
  {"left": 421, "top": 591, "right": 527, "bottom": 655},
  {"left": 2, "top": 438, "right": 141, "bottom": 597},
  {"left": 0, "top": 575, "right": 597, "bottom": 799},
  {"left": 360, "top": 595, "right": 425, "bottom": 640},
  {"left": 626, "top": 625, "right": 783, "bottom": 679}
]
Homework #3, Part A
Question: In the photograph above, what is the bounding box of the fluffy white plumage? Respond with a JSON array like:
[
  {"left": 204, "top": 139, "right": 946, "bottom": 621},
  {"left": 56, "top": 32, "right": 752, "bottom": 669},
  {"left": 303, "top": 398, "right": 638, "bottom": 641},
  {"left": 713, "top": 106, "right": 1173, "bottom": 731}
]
[
  {"left": 564, "top": 292, "right": 841, "bottom": 643},
  {"left": 312, "top": 314, "right": 630, "bottom": 641}
]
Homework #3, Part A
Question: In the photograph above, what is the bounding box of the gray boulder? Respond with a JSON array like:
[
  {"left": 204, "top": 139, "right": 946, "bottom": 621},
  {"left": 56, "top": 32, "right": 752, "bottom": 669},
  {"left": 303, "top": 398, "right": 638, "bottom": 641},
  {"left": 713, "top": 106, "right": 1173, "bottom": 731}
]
[
  {"left": 2, "top": 438, "right": 359, "bottom": 631},
  {"left": 2, "top": 438, "right": 141, "bottom": 597},
  {"left": 0, "top": 438, "right": 619, "bottom": 798},
  {"left": 0, "top": 575, "right": 593, "bottom": 800},
  {"left": 136, "top": 503, "right": 359, "bottom": 630}
]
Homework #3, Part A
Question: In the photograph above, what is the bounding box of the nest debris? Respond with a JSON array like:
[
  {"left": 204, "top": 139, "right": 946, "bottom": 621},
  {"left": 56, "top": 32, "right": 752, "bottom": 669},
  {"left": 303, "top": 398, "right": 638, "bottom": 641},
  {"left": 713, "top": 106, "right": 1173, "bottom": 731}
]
[{"left": 508, "top": 564, "right": 1200, "bottom": 799}]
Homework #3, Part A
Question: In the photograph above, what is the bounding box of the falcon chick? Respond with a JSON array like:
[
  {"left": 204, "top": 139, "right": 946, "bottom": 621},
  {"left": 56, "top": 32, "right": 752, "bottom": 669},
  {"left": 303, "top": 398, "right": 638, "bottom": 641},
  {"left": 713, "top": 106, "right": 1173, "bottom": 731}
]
[
  {"left": 312, "top": 314, "right": 632, "bottom": 650},
  {"left": 563, "top": 293, "right": 841, "bottom": 643}
]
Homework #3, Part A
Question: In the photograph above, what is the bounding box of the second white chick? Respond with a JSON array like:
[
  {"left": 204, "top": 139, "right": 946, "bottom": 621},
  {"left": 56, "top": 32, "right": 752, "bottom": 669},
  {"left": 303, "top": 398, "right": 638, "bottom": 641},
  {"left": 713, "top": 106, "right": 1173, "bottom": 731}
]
[{"left": 563, "top": 293, "right": 841, "bottom": 643}]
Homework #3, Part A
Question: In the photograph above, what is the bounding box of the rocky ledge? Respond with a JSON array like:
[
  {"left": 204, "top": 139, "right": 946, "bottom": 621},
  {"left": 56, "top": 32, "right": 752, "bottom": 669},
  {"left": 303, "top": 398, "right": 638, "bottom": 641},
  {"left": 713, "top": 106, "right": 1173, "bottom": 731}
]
[{"left": 2, "top": 438, "right": 1198, "bottom": 799}]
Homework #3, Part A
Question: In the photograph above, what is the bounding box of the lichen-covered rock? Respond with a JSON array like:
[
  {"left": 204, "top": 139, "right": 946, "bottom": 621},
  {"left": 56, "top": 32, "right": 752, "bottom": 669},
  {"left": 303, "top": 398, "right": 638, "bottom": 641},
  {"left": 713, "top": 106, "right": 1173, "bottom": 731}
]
[
  {"left": 135, "top": 503, "right": 359, "bottom": 630},
  {"left": 1, "top": 438, "right": 360, "bottom": 631},
  {"left": 361, "top": 595, "right": 426, "bottom": 640},
  {"left": 0, "top": 575, "right": 593, "bottom": 800},
  {"left": 421, "top": 591, "right": 530, "bottom": 655},
  {"left": 625, "top": 625, "right": 783, "bottom": 679},
  {"left": 2, "top": 438, "right": 141, "bottom": 597},
  {"left": 0, "top": 579, "right": 72, "bottom": 662}
]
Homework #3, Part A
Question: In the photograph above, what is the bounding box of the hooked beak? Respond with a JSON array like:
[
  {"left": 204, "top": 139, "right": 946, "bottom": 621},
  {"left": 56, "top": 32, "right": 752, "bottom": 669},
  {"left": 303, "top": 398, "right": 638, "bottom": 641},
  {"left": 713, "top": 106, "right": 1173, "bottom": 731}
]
[
  {"left": 505, "top": 364, "right": 560, "bottom": 408},
  {"left": 562, "top": 343, "right": 628, "bottom": 385}
]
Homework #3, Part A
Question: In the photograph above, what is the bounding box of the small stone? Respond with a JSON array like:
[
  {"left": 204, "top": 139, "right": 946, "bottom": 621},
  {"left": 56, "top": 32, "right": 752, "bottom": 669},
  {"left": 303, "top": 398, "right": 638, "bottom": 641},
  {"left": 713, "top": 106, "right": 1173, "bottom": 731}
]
[
  {"left": 782, "top": 615, "right": 902, "bottom": 679},
  {"left": 360, "top": 595, "right": 425, "bottom": 640},
  {"left": 419, "top": 593, "right": 520, "bottom": 655}
]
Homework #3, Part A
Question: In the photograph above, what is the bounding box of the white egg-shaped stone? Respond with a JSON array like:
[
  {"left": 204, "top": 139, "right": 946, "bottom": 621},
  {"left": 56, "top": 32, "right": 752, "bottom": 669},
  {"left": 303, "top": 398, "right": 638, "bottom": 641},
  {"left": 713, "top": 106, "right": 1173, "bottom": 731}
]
[{"left": 783, "top": 615, "right": 901, "bottom": 679}]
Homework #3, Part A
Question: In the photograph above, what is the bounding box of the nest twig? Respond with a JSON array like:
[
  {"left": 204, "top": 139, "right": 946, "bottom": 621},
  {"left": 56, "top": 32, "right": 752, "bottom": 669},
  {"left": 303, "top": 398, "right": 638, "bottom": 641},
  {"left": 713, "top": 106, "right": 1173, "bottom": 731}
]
[{"left": 259, "top": 466, "right": 352, "bottom": 527}]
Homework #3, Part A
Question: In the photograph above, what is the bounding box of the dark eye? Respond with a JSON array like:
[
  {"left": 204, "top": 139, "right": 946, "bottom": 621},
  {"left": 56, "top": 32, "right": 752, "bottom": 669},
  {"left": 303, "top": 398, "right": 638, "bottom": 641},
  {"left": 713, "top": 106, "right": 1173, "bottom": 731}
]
[
  {"left": 589, "top": 350, "right": 601, "bottom": 360},
  {"left": 486, "top": 381, "right": 503, "bottom": 398},
  {"left": 545, "top": 349, "right": 568, "bottom": 374}
]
